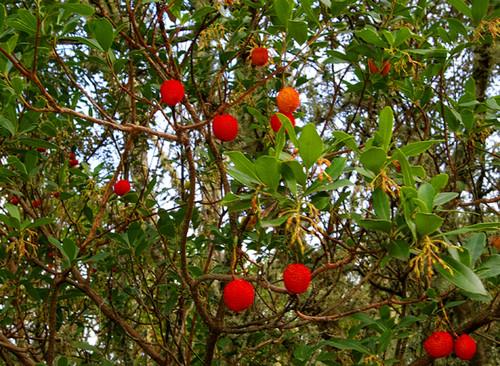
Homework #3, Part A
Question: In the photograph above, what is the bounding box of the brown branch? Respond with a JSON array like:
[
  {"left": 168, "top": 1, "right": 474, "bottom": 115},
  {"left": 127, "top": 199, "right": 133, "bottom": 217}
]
[
  {"left": 458, "top": 196, "right": 500, "bottom": 206},
  {"left": 0, "top": 334, "right": 36, "bottom": 366}
]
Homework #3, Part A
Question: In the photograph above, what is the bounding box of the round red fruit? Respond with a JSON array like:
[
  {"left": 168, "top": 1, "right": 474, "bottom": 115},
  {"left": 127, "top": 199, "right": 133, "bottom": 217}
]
[
  {"left": 36, "top": 147, "right": 47, "bottom": 152},
  {"left": 454, "top": 334, "right": 476, "bottom": 360},
  {"left": 381, "top": 60, "right": 391, "bottom": 76},
  {"left": 113, "top": 179, "right": 131, "bottom": 196},
  {"left": 52, "top": 191, "right": 60, "bottom": 199},
  {"left": 251, "top": 47, "right": 269, "bottom": 66},
  {"left": 223, "top": 279, "right": 255, "bottom": 312},
  {"left": 32, "top": 199, "right": 42, "bottom": 208},
  {"left": 212, "top": 114, "right": 239, "bottom": 142},
  {"left": 367, "top": 58, "right": 379, "bottom": 74},
  {"left": 270, "top": 112, "right": 296, "bottom": 132},
  {"left": 9, "top": 196, "right": 20, "bottom": 205},
  {"left": 283, "top": 263, "right": 311, "bottom": 294},
  {"left": 160, "top": 79, "right": 185, "bottom": 106},
  {"left": 423, "top": 331, "right": 453, "bottom": 358},
  {"left": 69, "top": 152, "right": 76, "bottom": 160},
  {"left": 276, "top": 87, "right": 300, "bottom": 113},
  {"left": 69, "top": 159, "right": 79, "bottom": 167}
]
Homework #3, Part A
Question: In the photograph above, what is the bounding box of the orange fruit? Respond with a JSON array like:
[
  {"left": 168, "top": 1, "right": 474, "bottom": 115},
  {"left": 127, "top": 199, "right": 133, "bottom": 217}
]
[
  {"left": 251, "top": 47, "right": 269, "bottom": 66},
  {"left": 276, "top": 87, "right": 300, "bottom": 113}
]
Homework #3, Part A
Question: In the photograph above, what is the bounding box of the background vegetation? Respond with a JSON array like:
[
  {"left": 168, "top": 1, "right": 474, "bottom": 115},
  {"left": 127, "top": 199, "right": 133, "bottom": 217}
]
[{"left": 0, "top": 0, "right": 499, "bottom": 365}]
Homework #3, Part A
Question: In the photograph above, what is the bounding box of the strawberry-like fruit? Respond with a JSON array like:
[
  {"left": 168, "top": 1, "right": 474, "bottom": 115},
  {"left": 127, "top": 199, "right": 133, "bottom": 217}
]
[
  {"left": 380, "top": 60, "right": 391, "bottom": 76},
  {"left": 113, "top": 179, "right": 131, "bottom": 196},
  {"left": 69, "top": 159, "right": 79, "bottom": 167},
  {"left": 9, "top": 196, "right": 20, "bottom": 205},
  {"left": 368, "top": 58, "right": 379, "bottom": 74},
  {"left": 276, "top": 87, "right": 300, "bottom": 113},
  {"left": 283, "top": 263, "right": 311, "bottom": 294},
  {"left": 251, "top": 47, "right": 269, "bottom": 66},
  {"left": 160, "top": 79, "right": 185, "bottom": 106},
  {"left": 423, "top": 331, "right": 453, "bottom": 358},
  {"left": 32, "top": 199, "right": 42, "bottom": 208},
  {"left": 454, "top": 334, "right": 477, "bottom": 360},
  {"left": 223, "top": 279, "right": 255, "bottom": 312},
  {"left": 69, "top": 152, "right": 76, "bottom": 160},
  {"left": 270, "top": 112, "right": 295, "bottom": 132},
  {"left": 212, "top": 114, "right": 239, "bottom": 142}
]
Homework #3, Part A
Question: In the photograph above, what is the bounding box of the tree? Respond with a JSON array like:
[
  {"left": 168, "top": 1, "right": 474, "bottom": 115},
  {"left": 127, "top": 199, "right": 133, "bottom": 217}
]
[{"left": 0, "top": 0, "right": 499, "bottom": 365}]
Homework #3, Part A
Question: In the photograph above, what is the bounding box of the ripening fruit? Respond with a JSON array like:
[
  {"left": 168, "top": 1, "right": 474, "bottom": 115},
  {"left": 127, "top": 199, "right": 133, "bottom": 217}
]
[
  {"left": 212, "top": 114, "right": 239, "bottom": 142},
  {"left": 69, "top": 159, "right": 79, "bottom": 167},
  {"left": 223, "top": 279, "right": 255, "bottom": 312},
  {"left": 251, "top": 47, "right": 269, "bottom": 66},
  {"left": 423, "top": 331, "right": 454, "bottom": 358},
  {"left": 270, "top": 112, "right": 296, "bottom": 132},
  {"left": 32, "top": 199, "right": 42, "bottom": 208},
  {"left": 490, "top": 236, "right": 500, "bottom": 250},
  {"left": 454, "top": 334, "right": 477, "bottom": 360},
  {"left": 69, "top": 152, "right": 76, "bottom": 160},
  {"left": 381, "top": 60, "right": 391, "bottom": 76},
  {"left": 283, "top": 263, "right": 312, "bottom": 294},
  {"left": 9, "top": 196, "right": 20, "bottom": 205},
  {"left": 36, "top": 147, "right": 47, "bottom": 152},
  {"left": 367, "top": 58, "right": 379, "bottom": 74},
  {"left": 160, "top": 79, "right": 185, "bottom": 106},
  {"left": 276, "top": 87, "right": 300, "bottom": 113},
  {"left": 113, "top": 179, "right": 131, "bottom": 196},
  {"left": 52, "top": 191, "right": 60, "bottom": 199}
]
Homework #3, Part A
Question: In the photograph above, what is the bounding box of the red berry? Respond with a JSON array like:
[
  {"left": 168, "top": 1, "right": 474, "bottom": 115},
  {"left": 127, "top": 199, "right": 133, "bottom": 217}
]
[
  {"left": 9, "top": 196, "right": 20, "bottom": 205},
  {"left": 251, "top": 47, "right": 269, "bottom": 66},
  {"left": 368, "top": 58, "right": 379, "bottom": 74},
  {"left": 423, "top": 331, "right": 453, "bottom": 358},
  {"left": 454, "top": 334, "right": 477, "bottom": 360},
  {"left": 160, "top": 79, "right": 185, "bottom": 106},
  {"left": 277, "top": 87, "right": 300, "bottom": 113},
  {"left": 380, "top": 60, "right": 391, "bottom": 76},
  {"left": 32, "top": 199, "right": 42, "bottom": 208},
  {"left": 223, "top": 279, "right": 255, "bottom": 312},
  {"left": 283, "top": 264, "right": 311, "bottom": 294},
  {"left": 52, "top": 191, "right": 60, "bottom": 199},
  {"left": 113, "top": 179, "right": 131, "bottom": 196},
  {"left": 69, "top": 152, "right": 76, "bottom": 160},
  {"left": 270, "top": 112, "right": 296, "bottom": 132},
  {"left": 69, "top": 159, "right": 79, "bottom": 167},
  {"left": 36, "top": 147, "right": 47, "bottom": 152},
  {"left": 212, "top": 114, "right": 239, "bottom": 142}
]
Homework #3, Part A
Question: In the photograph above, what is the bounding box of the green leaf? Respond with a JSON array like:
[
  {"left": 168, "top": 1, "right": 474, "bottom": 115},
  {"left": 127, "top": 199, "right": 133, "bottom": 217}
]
[
  {"left": 388, "top": 240, "right": 410, "bottom": 260},
  {"left": 415, "top": 213, "right": 443, "bottom": 235},
  {"left": 0, "top": 115, "right": 17, "bottom": 136},
  {"left": 393, "top": 149, "right": 414, "bottom": 186},
  {"left": 273, "top": 0, "right": 291, "bottom": 26},
  {"left": 430, "top": 173, "right": 448, "bottom": 192},
  {"left": 63, "top": 238, "right": 79, "bottom": 262},
  {"left": 332, "top": 131, "right": 359, "bottom": 152},
  {"left": 476, "top": 255, "right": 500, "bottom": 279},
  {"left": 356, "top": 27, "right": 386, "bottom": 47},
  {"left": 378, "top": 106, "right": 393, "bottom": 152},
  {"left": 360, "top": 147, "right": 386, "bottom": 174},
  {"left": 440, "top": 222, "right": 500, "bottom": 237},
  {"left": 260, "top": 214, "right": 291, "bottom": 228},
  {"left": 463, "top": 233, "right": 486, "bottom": 266},
  {"left": 433, "top": 192, "right": 458, "bottom": 206},
  {"left": 298, "top": 124, "right": 323, "bottom": 169},
  {"left": 447, "top": 0, "right": 472, "bottom": 18},
  {"left": 288, "top": 20, "right": 308, "bottom": 44},
  {"left": 284, "top": 160, "right": 306, "bottom": 186},
  {"left": 325, "top": 157, "right": 346, "bottom": 181},
  {"left": 399, "top": 140, "right": 442, "bottom": 157},
  {"left": 6, "top": 9, "right": 37, "bottom": 35},
  {"left": 61, "top": 3, "right": 95, "bottom": 16},
  {"left": 436, "top": 256, "right": 489, "bottom": 297},
  {"left": 324, "top": 338, "right": 371, "bottom": 354},
  {"left": 305, "top": 178, "right": 352, "bottom": 195},
  {"left": 225, "top": 151, "right": 261, "bottom": 183},
  {"left": 0, "top": 5, "right": 6, "bottom": 31},
  {"left": 417, "top": 183, "right": 435, "bottom": 213},
  {"left": 394, "top": 27, "right": 412, "bottom": 47},
  {"left": 373, "top": 188, "right": 390, "bottom": 220},
  {"left": 90, "top": 18, "right": 114, "bottom": 51},
  {"left": 255, "top": 156, "right": 281, "bottom": 191},
  {"left": 471, "top": 0, "right": 489, "bottom": 24},
  {"left": 358, "top": 219, "right": 392, "bottom": 233},
  {"left": 277, "top": 113, "right": 298, "bottom": 145},
  {"left": 5, "top": 203, "right": 21, "bottom": 222}
]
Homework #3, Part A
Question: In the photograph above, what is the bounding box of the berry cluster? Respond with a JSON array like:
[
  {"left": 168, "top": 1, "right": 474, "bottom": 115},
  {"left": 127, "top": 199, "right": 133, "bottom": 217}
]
[
  {"left": 223, "top": 263, "right": 312, "bottom": 312},
  {"left": 424, "top": 331, "right": 477, "bottom": 361}
]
